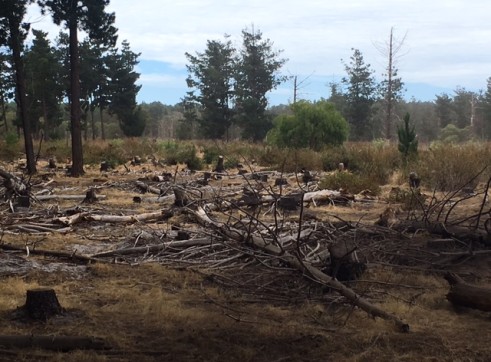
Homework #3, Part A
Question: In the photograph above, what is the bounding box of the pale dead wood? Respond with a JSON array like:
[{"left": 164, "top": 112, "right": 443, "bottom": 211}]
[
  {"left": 36, "top": 194, "right": 107, "bottom": 201},
  {"left": 55, "top": 210, "right": 174, "bottom": 226},
  {"left": 192, "top": 206, "right": 409, "bottom": 332}
]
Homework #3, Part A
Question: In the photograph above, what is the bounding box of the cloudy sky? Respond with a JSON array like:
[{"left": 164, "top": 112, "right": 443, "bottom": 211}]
[{"left": 27, "top": 0, "right": 491, "bottom": 105}]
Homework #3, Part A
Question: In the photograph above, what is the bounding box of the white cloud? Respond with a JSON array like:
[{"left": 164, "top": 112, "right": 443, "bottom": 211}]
[{"left": 25, "top": 0, "right": 491, "bottom": 102}]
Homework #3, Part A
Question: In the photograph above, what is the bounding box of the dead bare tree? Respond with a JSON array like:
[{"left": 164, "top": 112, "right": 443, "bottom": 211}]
[{"left": 374, "top": 27, "right": 407, "bottom": 140}]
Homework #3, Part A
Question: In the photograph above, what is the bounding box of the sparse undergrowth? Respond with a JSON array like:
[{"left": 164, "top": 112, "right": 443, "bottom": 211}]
[{"left": 0, "top": 155, "right": 490, "bottom": 361}]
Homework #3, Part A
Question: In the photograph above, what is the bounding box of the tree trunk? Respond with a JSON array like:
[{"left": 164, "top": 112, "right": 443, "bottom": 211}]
[
  {"left": 24, "top": 288, "right": 63, "bottom": 320},
  {"left": 444, "top": 273, "right": 491, "bottom": 312},
  {"left": 9, "top": 19, "right": 36, "bottom": 174},
  {"left": 100, "top": 107, "right": 105, "bottom": 140},
  {"left": 68, "top": 16, "right": 84, "bottom": 176},
  {"left": 1, "top": 92, "right": 8, "bottom": 133}
]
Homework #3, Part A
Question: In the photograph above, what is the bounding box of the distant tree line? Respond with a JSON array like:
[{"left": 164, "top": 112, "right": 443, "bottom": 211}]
[
  {"left": 1, "top": 3, "right": 491, "bottom": 176},
  {"left": 0, "top": 0, "right": 142, "bottom": 175}
]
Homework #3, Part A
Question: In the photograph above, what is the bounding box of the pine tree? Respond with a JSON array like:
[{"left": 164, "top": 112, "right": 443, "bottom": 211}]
[
  {"left": 0, "top": 0, "right": 37, "bottom": 174},
  {"left": 235, "top": 26, "right": 288, "bottom": 141},
  {"left": 184, "top": 36, "right": 236, "bottom": 139},
  {"left": 342, "top": 48, "right": 377, "bottom": 141},
  {"left": 397, "top": 112, "right": 418, "bottom": 160},
  {"left": 39, "top": 0, "right": 117, "bottom": 176}
]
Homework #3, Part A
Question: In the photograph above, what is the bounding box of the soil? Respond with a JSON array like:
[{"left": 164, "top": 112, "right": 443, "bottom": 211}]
[{"left": 0, "top": 159, "right": 490, "bottom": 361}]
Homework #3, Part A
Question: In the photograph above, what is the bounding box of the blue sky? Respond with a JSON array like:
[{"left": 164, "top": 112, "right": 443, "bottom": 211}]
[{"left": 27, "top": 0, "right": 491, "bottom": 106}]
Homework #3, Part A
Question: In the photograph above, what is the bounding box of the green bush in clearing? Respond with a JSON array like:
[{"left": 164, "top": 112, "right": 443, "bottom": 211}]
[{"left": 319, "top": 171, "right": 381, "bottom": 195}]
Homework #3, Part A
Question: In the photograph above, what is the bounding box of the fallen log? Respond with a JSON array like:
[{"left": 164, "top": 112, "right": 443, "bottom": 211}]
[
  {"left": 0, "top": 335, "right": 107, "bottom": 351},
  {"left": 192, "top": 206, "right": 409, "bottom": 332},
  {"left": 0, "top": 244, "right": 99, "bottom": 263},
  {"left": 135, "top": 180, "right": 162, "bottom": 195},
  {"left": 36, "top": 194, "right": 107, "bottom": 201},
  {"left": 394, "top": 221, "right": 491, "bottom": 246},
  {"left": 444, "top": 272, "right": 491, "bottom": 312},
  {"left": 56, "top": 209, "right": 174, "bottom": 226}
]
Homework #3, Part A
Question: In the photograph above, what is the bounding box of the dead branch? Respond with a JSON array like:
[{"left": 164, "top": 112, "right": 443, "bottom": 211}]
[
  {"left": 91, "top": 238, "right": 213, "bottom": 258},
  {"left": 0, "top": 244, "right": 99, "bottom": 263},
  {"left": 191, "top": 206, "right": 409, "bottom": 332},
  {"left": 56, "top": 209, "right": 174, "bottom": 226}
]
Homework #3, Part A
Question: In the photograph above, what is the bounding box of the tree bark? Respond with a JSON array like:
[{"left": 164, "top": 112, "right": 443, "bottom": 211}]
[
  {"left": 68, "top": 15, "right": 84, "bottom": 177},
  {"left": 444, "top": 273, "right": 491, "bottom": 312},
  {"left": 9, "top": 17, "right": 36, "bottom": 174},
  {"left": 24, "top": 288, "right": 63, "bottom": 320}
]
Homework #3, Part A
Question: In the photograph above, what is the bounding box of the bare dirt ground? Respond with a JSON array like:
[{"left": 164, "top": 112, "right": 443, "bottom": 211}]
[{"left": 0, "top": 159, "right": 490, "bottom": 361}]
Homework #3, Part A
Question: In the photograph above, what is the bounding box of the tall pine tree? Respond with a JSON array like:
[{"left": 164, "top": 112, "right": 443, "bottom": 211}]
[
  {"left": 342, "top": 48, "right": 377, "bottom": 141},
  {"left": 184, "top": 36, "right": 236, "bottom": 140},
  {"left": 0, "top": 0, "right": 37, "bottom": 174},
  {"left": 235, "top": 26, "right": 288, "bottom": 141},
  {"left": 39, "top": 0, "right": 117, "bottom": 176}
]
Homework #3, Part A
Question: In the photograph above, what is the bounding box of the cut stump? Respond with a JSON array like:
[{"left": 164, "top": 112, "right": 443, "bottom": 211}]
[{"left": 24, "top": 288, "right": 64, "bottom": 320}]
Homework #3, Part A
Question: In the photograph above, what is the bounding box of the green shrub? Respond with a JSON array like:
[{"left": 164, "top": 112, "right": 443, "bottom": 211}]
[
  {"left": 416, "top": 142, "right": 491, "bottom": 191},
  {"left": 319, "top": 171, "right": 381, "bottom": 195},
  {"left": 177, "top": 145, "right": 203, "bottom": 170},
  {"left": 203, "top": 146, "right": 221, "bottom": 164}
]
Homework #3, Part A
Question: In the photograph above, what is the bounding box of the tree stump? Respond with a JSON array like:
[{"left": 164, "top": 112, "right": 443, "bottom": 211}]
[
  {"left": 174, "top": 187, "right": 189, "bottom": 207},
  {"left": 100, "top": 161, "right": 109, "bottom": 172},
  {"left": 83, "top": 188, "right": 98, "bottom": 203},
  {"left": 24, "top": 288, "right": 63, "bottom": 320},
  {"left": 277, "top": 195, "right": 300, "bottom": 211},
  {"left": 214, "top": 155, "right": 225, "bottom": 173},
  {"left": 274, "top": 178, "right": 288, "bottom": 186},
  {"left": 327, "top": 240, "right": 366, "bottom": 281},
  {"left": 48, "top": 158, "right": 57, "bottom": 169}
]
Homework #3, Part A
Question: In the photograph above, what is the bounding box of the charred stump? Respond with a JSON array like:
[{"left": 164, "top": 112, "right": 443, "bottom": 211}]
[
  {"left": 274, "top": 178, "right": 288, "bottom": 186},
  {"left": 83, "top": 188, "right": 98, "bottom": 203},
  {"left": 277, "top": 194, "right": 301, "bottom": 211},
  {"left": 24, "top": 288, "right": 63, "bottom": 320},
  {"left": 214, "top": 155, "right": 225, "bottom": 173},
  {"left": 327, "top": 240, "right": 366, "bottom": 281},
  {"left": 48, "top": 158, "right": 57, "bottom": 169},
  {"left": 174, "top": 187, "right": 189, "bottom": 207}
]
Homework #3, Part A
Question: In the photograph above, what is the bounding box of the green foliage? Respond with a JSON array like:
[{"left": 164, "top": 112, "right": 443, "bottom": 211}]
[
  {"left": 177, "top": 145, "right": 203, "bottom": 170},
  {"left": 439, "top": 124, "right": 472, "bottom": 143},
  {"left": 184, "top": 37, "right": 236, "bottom": 140},
  {"left": 387, "top": 187, "right": 426, "bottom": 211},
  {"left": 24, "top": 29, "right": 64, "bottom": 137},
  {"left": 5, "top": 131, "right": 18, "bottom": 146},
  {"left": 235, "top": 27, "right": 288, "bottom": 141},
  {"left": 267, "top": 100, "right": 349, "bottom": 150},
  {"left": 202, "top": 146, "right": 221, "bottom": 164},
  {"left": 321, "top": 143, "right": 400, "bottom": 185},
  {"left": 397, "top": 112, "right": 418, "bottom": 160},
  {"left": 342, "top": 48, "right": 377, "bottom": 141},
  {"left": 107, "top": 40, "right": 143, "bottom": 136},
  {"left": 184, "top": 27, "right": 288, "bottom": 141},
  {"left": 119, "top": 106, "right": 147, "bottom": 137},
  {"left": 319, "top": 171, "right": 381, "bottom": 195}
]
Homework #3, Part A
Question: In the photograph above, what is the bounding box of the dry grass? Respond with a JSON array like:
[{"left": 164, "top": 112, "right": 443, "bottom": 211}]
[{"left": 1, "top": 144, "right": 491, "bottom": 361}]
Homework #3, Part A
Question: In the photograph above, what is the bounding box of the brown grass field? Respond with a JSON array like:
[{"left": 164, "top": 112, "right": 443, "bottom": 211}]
[{"left": 0, "top": 154, "right": 490, "bottom": 362}]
